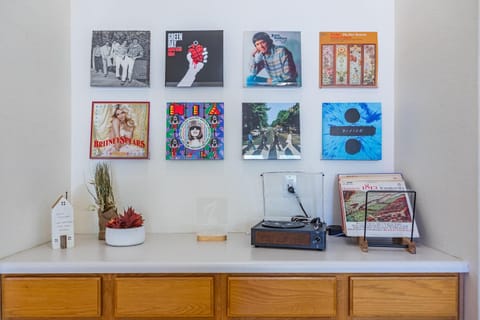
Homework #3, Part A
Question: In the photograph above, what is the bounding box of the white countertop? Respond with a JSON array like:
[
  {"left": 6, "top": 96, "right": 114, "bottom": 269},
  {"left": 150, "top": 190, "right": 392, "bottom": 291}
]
[{"left": 0, "top": 233, "right": 468, "bottom": 274}]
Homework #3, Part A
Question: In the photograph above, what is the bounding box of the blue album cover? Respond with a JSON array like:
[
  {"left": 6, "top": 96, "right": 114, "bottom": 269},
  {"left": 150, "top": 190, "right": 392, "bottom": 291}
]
[{"left": 322, "top": 102, "right": 381, "bottom": 160}]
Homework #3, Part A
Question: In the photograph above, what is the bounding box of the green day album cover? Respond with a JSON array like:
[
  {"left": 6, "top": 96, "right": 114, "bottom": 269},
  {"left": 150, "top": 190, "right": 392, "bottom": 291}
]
[
  {"left": 243, "top": 31, "right": 301, "bottom": 87},
  {"left": 165, "top": 30, "right": 223, "bottom": 87},
  {"left": 322, "top": 102, "right": 381, "bottom": 160},
  {"left": 242, "top": 102, "right": 301, "bottom": 160},
  {"left": 166, "top": 103, "right": 224, "bottom": 160}
]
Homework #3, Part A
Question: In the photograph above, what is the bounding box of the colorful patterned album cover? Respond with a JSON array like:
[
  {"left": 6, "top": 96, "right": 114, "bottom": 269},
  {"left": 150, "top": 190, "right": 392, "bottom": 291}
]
[
  {"left": 322, "top": 102, "right": 381, "bottom": 160},
  {"left": 90, "top": 102, "right": 149, "bottom": 159},
  {"left": 166, "top": 102, "right": 224, "bottom": 160},
  {"left": 165, "top": 30, "right": 223, "bottom": 87},
  {"left": 319, "top": 32, "right": 377, "bottom": 88},
  {"left": 90, "top": 31, "right": 151, "bottom": 87},
  {"left": 242, "top": 102, "right": 301, "bottom": 160},
  {"left": 243, "top": 31, "right": 301, "bottom": 87}
]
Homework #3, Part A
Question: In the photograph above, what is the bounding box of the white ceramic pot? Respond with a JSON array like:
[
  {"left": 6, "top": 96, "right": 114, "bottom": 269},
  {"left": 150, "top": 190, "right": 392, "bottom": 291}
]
[{"left": 105, "top": 226, "right": 145, "bottom": 246}]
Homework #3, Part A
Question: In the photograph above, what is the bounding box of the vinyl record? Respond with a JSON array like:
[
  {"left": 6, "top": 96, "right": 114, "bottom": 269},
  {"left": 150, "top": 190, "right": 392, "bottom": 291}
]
[{"left": 261, "top": 221, "right": 305, "bottom": 229}]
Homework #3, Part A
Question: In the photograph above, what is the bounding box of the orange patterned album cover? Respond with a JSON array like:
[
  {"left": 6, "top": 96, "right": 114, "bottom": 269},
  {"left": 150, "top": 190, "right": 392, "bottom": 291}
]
[{"left": 319, "top": 32, "right": 378, "bottom": 88}]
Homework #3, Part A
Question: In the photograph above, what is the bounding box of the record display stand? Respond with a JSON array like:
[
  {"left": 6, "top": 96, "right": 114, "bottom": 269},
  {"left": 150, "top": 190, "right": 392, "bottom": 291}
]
[{"left": 358, "top": 190, "right": 417, "bottom": 254}]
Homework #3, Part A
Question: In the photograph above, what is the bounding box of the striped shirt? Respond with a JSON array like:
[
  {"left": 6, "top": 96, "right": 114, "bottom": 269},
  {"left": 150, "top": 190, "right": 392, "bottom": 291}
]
[{"left": 250, "top": 45, "right": 297, "bottom": 83}]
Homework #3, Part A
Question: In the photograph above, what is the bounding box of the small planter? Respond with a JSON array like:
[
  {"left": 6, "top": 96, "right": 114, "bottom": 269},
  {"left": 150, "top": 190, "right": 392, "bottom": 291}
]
[
  {"left": 98, "top": 207, "right": 118, "bottom": 240},
  {"left": 105, "top": 226, "right": 145, "bottom": 247}
]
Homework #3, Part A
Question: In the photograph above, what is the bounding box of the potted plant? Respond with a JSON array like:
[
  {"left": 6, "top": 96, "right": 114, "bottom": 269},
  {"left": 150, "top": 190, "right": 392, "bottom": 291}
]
[
  {"left": 105, "top": 207, "right": 145, "bottom": 246},
  {"left": 88, "top": 162, "right": 118, "bottom": 240}
]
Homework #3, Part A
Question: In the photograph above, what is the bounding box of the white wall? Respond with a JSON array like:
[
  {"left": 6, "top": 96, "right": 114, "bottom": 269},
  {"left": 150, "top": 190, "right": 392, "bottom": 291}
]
[
  {"left": 71, "top": 0, "right": 396, "bottom": 233},
  {"left": 0, "top": 0, "right": 70, "bottom": 258},
  {"left": 395, "top": 0, "right": 478, "bottom": 318},
  {"left": 0, "top": 0, "right": 477, "bottom": 318}
]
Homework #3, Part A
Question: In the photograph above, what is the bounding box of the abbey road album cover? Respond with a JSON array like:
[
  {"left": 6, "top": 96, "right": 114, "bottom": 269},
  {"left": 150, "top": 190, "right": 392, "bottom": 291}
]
[
  {"left": 242, "top": 102, "right": 301, "bottom": 160},
  {"left": 322, "top": 102, "right": 381, "bottom": 160},
  {"left": 166, "top": 102, "right": 224, "bottom": 160},
  {"left": 165, "top": 30, "right": 223, "bottom": 87}
]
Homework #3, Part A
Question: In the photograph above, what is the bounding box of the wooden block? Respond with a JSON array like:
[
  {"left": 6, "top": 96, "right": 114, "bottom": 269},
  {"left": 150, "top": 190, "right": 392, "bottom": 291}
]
[{"left": 197, "top": 234, "right": 227, "bottom": 241}]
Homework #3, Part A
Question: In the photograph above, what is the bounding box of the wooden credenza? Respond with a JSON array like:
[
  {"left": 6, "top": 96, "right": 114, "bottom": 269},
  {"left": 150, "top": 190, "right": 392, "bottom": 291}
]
[
  {"left": 1, "top": 272, "right": 460, "bottom": 320},
  {"left": 0, "top": 234, "right": 467, "bottom": 320}
]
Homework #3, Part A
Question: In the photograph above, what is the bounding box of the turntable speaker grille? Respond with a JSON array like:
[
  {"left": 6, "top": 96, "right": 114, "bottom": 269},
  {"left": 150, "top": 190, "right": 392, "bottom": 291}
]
[{"left": 254, "top": 230, "right": 310, "bottom": 246}]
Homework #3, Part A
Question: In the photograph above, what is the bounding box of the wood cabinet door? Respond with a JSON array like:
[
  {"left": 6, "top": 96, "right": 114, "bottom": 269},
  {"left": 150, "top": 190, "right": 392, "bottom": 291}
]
[
  {"left": 228, "top": 276, "right": 337, "bottom": 317},
  {"left": 2, "top": 277, "right": 101, "bottom": 317},
  {"left": 350, "top": 276, "right": 458, "bottom": 318},
  {"left": 114, "top": 276, "right": 214, "bottom": 317}
]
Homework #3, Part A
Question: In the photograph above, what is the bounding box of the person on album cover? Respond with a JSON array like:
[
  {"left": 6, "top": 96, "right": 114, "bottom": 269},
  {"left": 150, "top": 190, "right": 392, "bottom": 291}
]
[
  {"left": 247, "top": 32, "right": 297, "bottom": 86},
  {"left": 121, "top": 38, "right": 144, "bottom": 85},
  {"left": 270, "top": 130, "right": 282, "bottom": 151},
  {"left": 257, "top": 131, "right": 269, "bottom": 151},
  {"left": 186, "top": 121, "right": 204, "bottom": 149},
  {"left": 246, "top": 132, "right": 256, "bottom": 152},
  {"left": 169, "top": 138, "right": 180, "bottom": 158},
  {"left": 100, "top": 41, "right": 112, "bottom": 77},
  {"left": 92, "top": 44, "right": 102, "bottom": 73},
  {"left": 283, "top": 130, "right": 294, "bottom": 153},
  {"left": 103, "top": 105, "right": 144, "bottom": 157}
]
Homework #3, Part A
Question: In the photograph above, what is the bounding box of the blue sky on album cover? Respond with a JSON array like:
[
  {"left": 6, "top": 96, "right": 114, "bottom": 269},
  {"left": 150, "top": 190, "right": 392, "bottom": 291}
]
[{"left": 322, "top": 102, "right": 382, "bottom": 160}]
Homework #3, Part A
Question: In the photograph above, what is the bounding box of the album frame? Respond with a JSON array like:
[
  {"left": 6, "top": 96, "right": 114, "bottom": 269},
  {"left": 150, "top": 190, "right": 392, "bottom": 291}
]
[
  {"left": 319, "top": 32, "right": 378, "bottom": 88},
  {"left": 90, "top": 101, "right": 150, "bottom": 159}
]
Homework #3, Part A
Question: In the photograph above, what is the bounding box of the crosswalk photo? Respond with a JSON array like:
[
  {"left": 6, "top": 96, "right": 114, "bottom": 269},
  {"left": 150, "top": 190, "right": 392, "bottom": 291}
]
[{"left": 242, "top": 103, "right": 301, "bottom": 160}]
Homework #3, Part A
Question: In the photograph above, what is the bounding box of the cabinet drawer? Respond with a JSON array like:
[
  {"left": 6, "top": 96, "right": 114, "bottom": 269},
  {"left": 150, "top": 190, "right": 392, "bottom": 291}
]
[
  {"left": 114, "top": 277, "right": 214, "bottom": 317},
  {"left": 2, "top": 277, "right": 101, "bottom": 317},
  {"left": 350, "top": 276, "right": 458, "bottom": 317},
  {"left": 228, "top": 276, "right": 336, "bottom": 317}
]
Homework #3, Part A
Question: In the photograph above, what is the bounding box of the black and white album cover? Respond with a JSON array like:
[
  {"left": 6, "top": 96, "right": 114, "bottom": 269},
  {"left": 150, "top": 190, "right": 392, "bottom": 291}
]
[{"left": 90, "top": 30, "right": 151, "bottom": 87}]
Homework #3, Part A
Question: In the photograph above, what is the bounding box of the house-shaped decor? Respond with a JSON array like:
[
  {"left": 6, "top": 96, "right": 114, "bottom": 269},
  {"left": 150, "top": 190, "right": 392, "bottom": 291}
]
[{"left": 51, "top": 195, "right": 74, "bottom": 249}]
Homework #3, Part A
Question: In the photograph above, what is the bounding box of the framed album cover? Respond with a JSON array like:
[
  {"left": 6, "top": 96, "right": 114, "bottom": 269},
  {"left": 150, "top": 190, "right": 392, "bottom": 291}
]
[
  {"left": 242, "top": 102, "right": 301, "bottom": 160},
  {"left": 90, "top": 30, "right": 151, "bottom": 87},
  {"left": 243, "top": 31, "right": 302, "bottom": 87},
  {"left": 319, "top": 32, "right": 378, "bottom": 88},
  {"left": 322, "top": 102, "right": 381, "bottom": 160},
  {"left": 90, "top": 102, "right": 150, "bottom": 159},
  {"left": 165, "top": 30, "right": 223, "bottom": 87},
  {"left": 166, "top": 102, "right": 224, "bottom": 160}
]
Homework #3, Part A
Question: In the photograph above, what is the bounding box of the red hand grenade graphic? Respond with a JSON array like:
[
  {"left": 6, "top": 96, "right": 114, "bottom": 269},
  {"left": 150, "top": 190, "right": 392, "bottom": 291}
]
[{"left": 188, "top": 41, "right": 204, "bottom": 64}]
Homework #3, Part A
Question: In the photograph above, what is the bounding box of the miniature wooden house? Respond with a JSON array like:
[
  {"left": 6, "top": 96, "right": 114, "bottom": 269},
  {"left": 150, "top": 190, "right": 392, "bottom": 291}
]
[{"left": 51, "top": 195, "right": 74, "bottom": 249}]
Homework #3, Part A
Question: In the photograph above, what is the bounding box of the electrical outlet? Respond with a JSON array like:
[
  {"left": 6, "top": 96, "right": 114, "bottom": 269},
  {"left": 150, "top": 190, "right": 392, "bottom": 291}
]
[{"left": 284, "top": 174, "right": 297, "bottom": 194}]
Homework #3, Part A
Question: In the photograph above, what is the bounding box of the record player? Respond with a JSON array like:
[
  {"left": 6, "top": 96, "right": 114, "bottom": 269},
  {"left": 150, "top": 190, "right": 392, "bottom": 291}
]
[
  {"left": 251, "top": 218, "right": 326, "bottom": 250},
  {"left": 251, "top": 171, "right": 327, "bottom": 250}
]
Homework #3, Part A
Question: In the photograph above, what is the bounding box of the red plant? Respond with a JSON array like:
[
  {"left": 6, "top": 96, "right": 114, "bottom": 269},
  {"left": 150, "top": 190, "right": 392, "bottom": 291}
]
[{"left": 106, "top": 207, "right": 144, "bottom": 229}]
